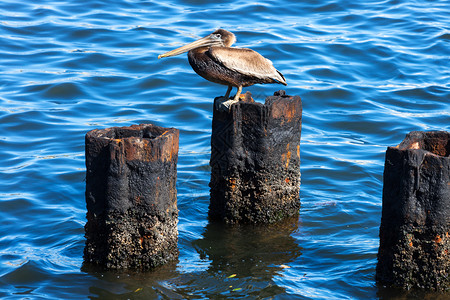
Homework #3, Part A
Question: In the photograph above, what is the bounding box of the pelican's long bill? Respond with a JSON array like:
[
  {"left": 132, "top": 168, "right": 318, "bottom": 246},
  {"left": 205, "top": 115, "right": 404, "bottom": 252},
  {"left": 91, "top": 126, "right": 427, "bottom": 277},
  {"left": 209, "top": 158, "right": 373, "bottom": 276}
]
[{"left": 158, "top": 34, "right": 221, "bottom": 59}]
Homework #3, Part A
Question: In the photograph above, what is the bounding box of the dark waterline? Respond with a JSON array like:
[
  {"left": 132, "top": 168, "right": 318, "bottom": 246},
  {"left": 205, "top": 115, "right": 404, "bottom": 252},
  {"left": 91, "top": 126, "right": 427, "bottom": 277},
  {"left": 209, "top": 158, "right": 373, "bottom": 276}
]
[{"left": 0, "top": 0, "right": 449, "bottom": 298}]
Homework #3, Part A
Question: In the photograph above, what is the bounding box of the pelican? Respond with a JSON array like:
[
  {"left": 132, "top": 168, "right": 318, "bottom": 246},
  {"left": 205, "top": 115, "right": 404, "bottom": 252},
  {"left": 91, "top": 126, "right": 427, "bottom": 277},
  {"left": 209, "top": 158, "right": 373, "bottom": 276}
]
[{"left": 158, "top": 29, "right": 287, "bottom": 110}]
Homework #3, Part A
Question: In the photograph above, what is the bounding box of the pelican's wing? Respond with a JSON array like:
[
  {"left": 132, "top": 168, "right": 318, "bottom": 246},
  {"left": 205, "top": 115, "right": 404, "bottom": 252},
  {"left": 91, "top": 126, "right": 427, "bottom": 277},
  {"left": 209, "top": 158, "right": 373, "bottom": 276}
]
[{"left": 208, "top": 47, "right": 286, "bottom": 85}]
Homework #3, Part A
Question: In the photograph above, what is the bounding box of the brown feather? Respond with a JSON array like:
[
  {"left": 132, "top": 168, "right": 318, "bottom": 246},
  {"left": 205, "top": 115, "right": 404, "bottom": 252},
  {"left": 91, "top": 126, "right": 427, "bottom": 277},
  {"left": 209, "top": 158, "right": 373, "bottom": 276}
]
[{"left": 208, "top": 47, "right": 287, "bottom": 85}]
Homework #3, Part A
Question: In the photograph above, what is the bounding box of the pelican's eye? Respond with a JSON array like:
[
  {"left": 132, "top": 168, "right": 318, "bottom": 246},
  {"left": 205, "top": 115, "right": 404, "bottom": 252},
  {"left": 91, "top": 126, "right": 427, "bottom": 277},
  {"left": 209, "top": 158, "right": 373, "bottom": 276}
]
[{"left": 212, "top": 33, "right": 221, "bottom": 40}]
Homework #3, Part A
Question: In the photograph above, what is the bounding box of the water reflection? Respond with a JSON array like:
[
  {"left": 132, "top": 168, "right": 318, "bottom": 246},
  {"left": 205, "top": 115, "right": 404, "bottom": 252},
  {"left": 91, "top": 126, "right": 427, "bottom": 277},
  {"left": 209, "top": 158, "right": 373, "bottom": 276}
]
[
  {"left": 160, "top": 216, "right": 302, "bottom": 298},
  {"left": 82, "top": 261, "right": 180, "bottom": 299}
]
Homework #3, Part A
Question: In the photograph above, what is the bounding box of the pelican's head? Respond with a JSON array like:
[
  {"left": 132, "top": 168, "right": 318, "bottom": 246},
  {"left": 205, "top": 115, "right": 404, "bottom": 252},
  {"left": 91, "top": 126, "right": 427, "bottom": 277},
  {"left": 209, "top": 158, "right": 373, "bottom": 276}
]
[{"left": 158, "top": 29, "right": 236, "bottom": 59}]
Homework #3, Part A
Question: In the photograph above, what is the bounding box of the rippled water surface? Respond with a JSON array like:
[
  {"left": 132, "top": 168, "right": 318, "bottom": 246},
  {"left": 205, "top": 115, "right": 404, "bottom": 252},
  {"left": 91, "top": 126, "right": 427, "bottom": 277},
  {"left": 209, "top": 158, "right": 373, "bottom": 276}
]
[{"left": 1, "top": 0, "right": 449, "bottom": 298}]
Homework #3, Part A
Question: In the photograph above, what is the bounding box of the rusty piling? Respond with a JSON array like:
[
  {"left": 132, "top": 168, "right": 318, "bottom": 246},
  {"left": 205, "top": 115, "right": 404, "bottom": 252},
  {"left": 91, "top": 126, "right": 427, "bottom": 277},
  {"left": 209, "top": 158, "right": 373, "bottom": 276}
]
[
  {"left": 376, "top": 131, "right": 450, "bottom": 291},
  {"left": 209, "top": 90, "right": 302, "bottom": 224},
  {"left": 84, "top": 124, "right": 179, "bottom": 270}
]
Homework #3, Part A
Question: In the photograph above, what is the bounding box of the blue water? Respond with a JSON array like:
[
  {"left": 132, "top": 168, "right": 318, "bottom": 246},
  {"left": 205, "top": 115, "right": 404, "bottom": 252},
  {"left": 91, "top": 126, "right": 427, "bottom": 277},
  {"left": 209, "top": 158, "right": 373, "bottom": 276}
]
[{"left": 1, "top": 0, "right": 449, "bottom": 298}]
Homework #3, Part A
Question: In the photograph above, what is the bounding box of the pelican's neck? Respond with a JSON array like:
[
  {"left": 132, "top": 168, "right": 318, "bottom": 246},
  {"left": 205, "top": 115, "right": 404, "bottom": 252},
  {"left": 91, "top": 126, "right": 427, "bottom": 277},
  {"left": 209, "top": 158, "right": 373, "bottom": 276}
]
[{"left": 188, "top": 46, "right": 210, "bottom": 55}]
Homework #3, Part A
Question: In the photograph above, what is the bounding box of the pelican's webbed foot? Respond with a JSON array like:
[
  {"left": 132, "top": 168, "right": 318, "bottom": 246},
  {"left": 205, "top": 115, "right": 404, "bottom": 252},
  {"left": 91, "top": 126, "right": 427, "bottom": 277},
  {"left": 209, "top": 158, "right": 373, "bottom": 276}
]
[
  {"left": 220, "top": 99, "right": 239, "bottom": 111},
  {"left": 214, "top": 96, "right": 239, "bottom": 112}
]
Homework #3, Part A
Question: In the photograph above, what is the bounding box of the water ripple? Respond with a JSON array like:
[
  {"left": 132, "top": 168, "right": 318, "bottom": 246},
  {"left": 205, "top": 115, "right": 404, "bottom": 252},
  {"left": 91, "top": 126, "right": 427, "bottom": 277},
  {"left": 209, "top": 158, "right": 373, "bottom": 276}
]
[{"left": 0, "top": 0, "right": 449, "bottom": 298}]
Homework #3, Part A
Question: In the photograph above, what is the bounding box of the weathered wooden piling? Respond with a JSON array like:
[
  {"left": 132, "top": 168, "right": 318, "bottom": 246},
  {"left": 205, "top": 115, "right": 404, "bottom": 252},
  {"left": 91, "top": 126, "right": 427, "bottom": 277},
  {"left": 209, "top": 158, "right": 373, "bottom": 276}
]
[
  {"left": 376, "top": 131, "right": 450, "bottom": 291},
  {"left": 209, "top": 90, "right": 302, "bottom": 224},
  {"left": 84, "top": 124, "right": 179, "bottom": 270}
]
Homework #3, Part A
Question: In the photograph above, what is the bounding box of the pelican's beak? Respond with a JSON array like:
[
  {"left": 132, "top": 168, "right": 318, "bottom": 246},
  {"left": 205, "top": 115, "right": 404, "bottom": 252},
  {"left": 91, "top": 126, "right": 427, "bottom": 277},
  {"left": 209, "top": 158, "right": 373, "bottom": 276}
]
[{"left": 158, "top": 34, "right": 220, "bottom": 59}]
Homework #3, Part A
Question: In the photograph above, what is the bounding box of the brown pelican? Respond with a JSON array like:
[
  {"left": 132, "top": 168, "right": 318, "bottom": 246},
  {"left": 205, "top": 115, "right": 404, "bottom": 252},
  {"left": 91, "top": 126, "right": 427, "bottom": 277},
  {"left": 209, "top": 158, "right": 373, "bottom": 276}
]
[{"left": 158, "top": 29, "right": 287, "bottom": 110}]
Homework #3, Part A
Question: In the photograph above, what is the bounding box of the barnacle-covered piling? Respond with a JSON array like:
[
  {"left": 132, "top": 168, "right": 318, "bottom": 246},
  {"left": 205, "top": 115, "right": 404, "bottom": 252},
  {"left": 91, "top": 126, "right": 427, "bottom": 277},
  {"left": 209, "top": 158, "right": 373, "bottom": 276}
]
[
  {"left": 376, "top": 131, "right": 450, "bottom": 291},
  {"left": 84, "top": 124, "right": 179, "bottom": 270},
  {"left": 209, "top": 90, "right": 302, "bottom": 224}
]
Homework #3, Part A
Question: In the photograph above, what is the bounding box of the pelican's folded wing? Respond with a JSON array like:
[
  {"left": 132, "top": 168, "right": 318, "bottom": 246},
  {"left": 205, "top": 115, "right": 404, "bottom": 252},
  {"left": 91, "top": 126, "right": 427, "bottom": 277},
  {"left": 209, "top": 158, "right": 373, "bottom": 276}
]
[{"left": 207, "top": 47, "right": 286, "bottom": 85}]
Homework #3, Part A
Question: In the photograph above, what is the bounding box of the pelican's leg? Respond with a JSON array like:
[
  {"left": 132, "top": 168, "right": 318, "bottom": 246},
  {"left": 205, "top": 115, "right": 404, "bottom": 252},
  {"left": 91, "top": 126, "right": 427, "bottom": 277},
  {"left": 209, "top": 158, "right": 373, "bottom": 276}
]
[
  {"left": 224, "top": 86, "right": 232, "bottom": 99},
  {"left": 215, "top": 86, "right": 232, "bottom": 111},
  {"left": 220, "top": 86, "right": 242, "bottom": 111},
  {"left": 215, "top": 86, "right": 235, "bottom": 111},
  {"left": 233, "top": 86, "right": 242, "bottom": 101}
]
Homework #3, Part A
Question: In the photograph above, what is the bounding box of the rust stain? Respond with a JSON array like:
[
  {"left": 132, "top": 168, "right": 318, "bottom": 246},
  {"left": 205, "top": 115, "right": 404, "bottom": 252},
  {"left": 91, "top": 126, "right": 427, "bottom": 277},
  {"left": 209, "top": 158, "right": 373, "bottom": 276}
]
[
  {"left": 160, "top": 132, "right": 179, "bottom": 163},
  {"left": 286, "top": 107, "right": 296, "bottom": 122},
  {"left": 240, "top": 91, "right": 254, "bottom": 103},
  {"left": 271, "top": 100, "right": 299, "bottom": 122},
  {"left": 169, "top": 136, "right": 179, "bottom": 162},
  {"left": 139, "top": 235, "right": 152, "bottom": 249},
  {"left": 285, "top": 178, "right": 290, "bottom": 183},
  {"left": 229, "top": 178, "right": 236, "bottom": 190},
  {"left": 118, "top": 130, "right": 179, "bottom": 163},
  {"left": 435, "top": 235, "right": 442, "bottom": 244},
  {"left": 282, "top": 143, "right": 291, "bottom": 169},
  {"left": 286, "top": 151, "right": 291, "bottom": 168},
  {"left": 121, "top": 138, "right": 146, "bottom": 162},
  {"left": 297, "top": 145, "right": 300, "bottom": 158},
  {"left": 408, "top": 235, "right": 413, "bottom": 247}
]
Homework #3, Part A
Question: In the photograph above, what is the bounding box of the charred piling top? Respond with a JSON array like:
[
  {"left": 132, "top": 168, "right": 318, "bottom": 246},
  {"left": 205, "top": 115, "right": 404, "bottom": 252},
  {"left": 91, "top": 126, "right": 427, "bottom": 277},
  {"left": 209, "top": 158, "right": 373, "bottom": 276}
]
[
  {"left": 209, "top": 90, "right": 302, "bottom": 224},
  {"left": 394, "top": 130, "right": 450, "bottom": 156},
  {"left": 84, "top": 124, "right": 179, "bottom": 270},
  {"left": 377, "top": 131, "right": 450, "bottom": 291}
]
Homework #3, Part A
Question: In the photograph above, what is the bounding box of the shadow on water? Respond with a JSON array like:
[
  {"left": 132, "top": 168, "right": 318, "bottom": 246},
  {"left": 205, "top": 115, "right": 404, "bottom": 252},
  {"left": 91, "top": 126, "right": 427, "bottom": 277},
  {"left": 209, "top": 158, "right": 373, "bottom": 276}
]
[{"left": 158, "top": 216, "right": 302, "bottom": 298}]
